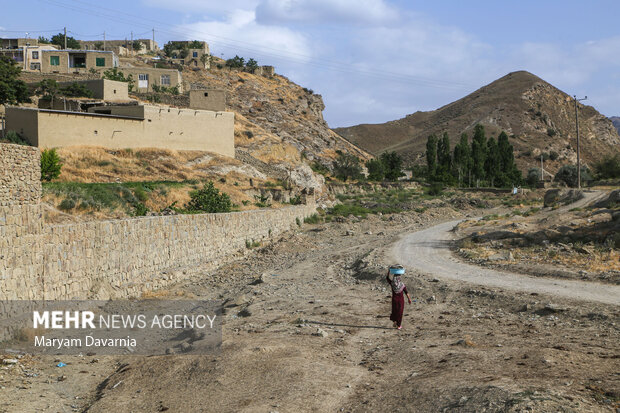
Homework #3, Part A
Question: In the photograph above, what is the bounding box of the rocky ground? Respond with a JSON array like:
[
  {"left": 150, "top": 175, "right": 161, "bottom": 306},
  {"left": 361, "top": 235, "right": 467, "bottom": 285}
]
[
  {"left": 455, "top": 189, "right": 620, "bottom": 285},
  {"left": 1, "top": 192, "right": 618, "bottom": 412}
]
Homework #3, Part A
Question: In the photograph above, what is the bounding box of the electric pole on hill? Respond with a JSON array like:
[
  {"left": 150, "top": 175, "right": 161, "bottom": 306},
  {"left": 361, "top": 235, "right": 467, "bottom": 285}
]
[
  {"left": 573, "top": 95, "right": 587, "bottom": 189},
  {"left": 64, "top": 27, "right": 67, "bottom": 49}
]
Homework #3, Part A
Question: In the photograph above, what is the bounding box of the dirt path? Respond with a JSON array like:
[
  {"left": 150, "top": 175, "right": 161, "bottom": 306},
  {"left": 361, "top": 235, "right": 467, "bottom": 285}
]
[
  {"left": 391, "top": 190, "right": 620, "bottom": 305},
  {"left": 390, "top": 219, "right": 620, "bottom": 305}
]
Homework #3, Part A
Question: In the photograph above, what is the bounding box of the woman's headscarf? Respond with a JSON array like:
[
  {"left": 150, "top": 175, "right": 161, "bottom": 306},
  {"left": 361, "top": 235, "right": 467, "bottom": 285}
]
[{"left": 389, "top": 264, "right": 406, "bottom": 294}]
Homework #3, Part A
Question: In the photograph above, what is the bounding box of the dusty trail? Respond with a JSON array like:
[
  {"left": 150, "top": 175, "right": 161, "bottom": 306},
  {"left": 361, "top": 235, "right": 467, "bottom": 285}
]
[{"left": 391, "top": 190, "right": 620, "bottom": 305}]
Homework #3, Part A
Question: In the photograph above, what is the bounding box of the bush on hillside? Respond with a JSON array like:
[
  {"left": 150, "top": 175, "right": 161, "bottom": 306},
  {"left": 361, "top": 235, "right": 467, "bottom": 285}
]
[
  {"left": 526, "top": 168, "right": 542, "bottom": 186},
  {"left": 593, "top": 154, "right": 620, "bottom": 180},
  {"left": 554, "top": 164, "right": 592, "bottom": 187},
  {"left": 184, "top": 181, "right": 232, "bottom": 213},
  {"left": 41, "top": 148, "right": 63, "bottom": 181}
]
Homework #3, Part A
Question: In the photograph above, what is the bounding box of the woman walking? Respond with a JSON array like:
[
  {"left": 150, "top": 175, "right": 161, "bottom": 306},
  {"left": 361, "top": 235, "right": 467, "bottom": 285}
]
[{"left": 386, "top": 264, "right": 411, "bottom": 330}]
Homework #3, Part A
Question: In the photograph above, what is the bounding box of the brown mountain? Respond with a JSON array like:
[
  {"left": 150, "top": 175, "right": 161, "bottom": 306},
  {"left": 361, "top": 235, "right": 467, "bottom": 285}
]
[
  {"left": 334, "top": 71, "right": 620, "bottom": 173},
  {"left": 611, "top": 116, "right": 620, "bottom": 135}
]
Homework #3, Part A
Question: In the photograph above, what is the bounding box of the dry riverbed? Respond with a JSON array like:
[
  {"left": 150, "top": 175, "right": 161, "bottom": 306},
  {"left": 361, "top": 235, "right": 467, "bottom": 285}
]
[{"left": 1, "top": 196, "right": 618, "bottom": 412}]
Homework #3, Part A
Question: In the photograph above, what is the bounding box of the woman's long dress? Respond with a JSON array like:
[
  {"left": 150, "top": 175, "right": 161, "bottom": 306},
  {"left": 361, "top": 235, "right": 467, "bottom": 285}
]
[{"left": 387, "top": 276, "right": 408, "bottom": 327}]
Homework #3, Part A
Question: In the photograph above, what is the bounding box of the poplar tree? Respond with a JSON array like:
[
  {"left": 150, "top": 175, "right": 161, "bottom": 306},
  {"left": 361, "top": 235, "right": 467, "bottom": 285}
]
[
  {"left": 426, "top": 134, "right": 438, "bottom": 178},
  {"left": 471, "top": 124, "right": 487, "bottom": 184}
]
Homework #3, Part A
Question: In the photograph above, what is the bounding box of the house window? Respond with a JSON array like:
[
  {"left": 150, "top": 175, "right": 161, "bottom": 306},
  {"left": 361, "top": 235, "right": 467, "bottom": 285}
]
[
  {"left": 138, "top": 73, "right": 149, "bottom": 89},
  {"left": 32, "top": 51, "right": 39, "bottom": 59},
  {"left": 204, "top": 92, "right": 208, "bottom": 97},
  {"left": 96, "top": 57, "right": 105, "bottom": 67},
  {"left": 30, "top": 63, "right": 40, "bottom": 70},
  {"left": 192, "top": 51, "right": 198, "bottom": 58},
  {"left": 160, "top": 75, "right": 170, "bottom": 85},
  {"left": 50, "top": 55, "right": 60, "bottom": 66}
]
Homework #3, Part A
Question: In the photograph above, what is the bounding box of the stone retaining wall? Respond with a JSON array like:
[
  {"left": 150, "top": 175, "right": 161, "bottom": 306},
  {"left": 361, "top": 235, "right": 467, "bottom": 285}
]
[{"left": 0, "top": 143, "right": 316, "bottom": 301}]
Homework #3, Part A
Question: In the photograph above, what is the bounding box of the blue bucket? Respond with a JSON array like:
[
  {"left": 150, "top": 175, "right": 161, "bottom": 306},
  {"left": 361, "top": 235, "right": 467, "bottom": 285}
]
[{"left": 389, "top": 267, "right": 405, "bottom": 275}]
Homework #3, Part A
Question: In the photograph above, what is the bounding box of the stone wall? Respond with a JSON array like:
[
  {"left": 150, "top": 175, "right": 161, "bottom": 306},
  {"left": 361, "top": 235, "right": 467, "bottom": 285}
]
[
  {"left": 0, "top": 144, "right": 41, "bottom": 206},
  {"left": 0, "top": 143, "right": 316, "bottom": 301}
]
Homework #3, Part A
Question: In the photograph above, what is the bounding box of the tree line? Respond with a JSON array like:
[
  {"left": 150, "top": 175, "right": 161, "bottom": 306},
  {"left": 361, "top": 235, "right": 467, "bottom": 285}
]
[{"left": 426, "top": 124, "right": 521, "bottom": 188}]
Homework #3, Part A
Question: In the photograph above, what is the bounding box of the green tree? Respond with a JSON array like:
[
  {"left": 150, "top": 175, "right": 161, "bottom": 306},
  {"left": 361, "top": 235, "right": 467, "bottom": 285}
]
[
  {"left": 132, "top": 41, "right": 143, "bottom": 51},
  {"left": 380, "top": 151, "right": 404, "bottom": 181},
  {"left": 333, "top": 151, "right": 362, "bottom": 182},
  {"left": 94, "top": 41, "right": 104, "bottom": 50},
  {"left": 41, "top": 148, "right": 63, "bottom": 181},
  {"left": 496, "top": 131, "right": 521, "bottom": 187},
  {"left": 185, "top": 181, "right": 232, "bottom": 213},
  {"left": 365, "top": 158, "right": 385, "bottom": 181},
  {"left": 426, "top": 134, "right": 438, "bottom": 177},
  {"left": 453, "top": 133, "right": 471, "bottom": 186},
  {"left": 0, "top": 56, "right": 30, "bottom": 106},
  {"left": 225, "top": 55, "right": 245, "bottom": 68},
  {"left": 526, "top": 168, "right": 542, "bottom": 186},
  {"left": 35, "top": 79, "right": 59, "bottom": 106},
  {"left": 554, "top": 165, "right": 592, "bottom": 187},
  {"left": 471, "top": 124, "right": 487, "bottom": 184},
  {"left": 38, "top": 36, "right": 51, "bottom": 44},
  {"left": 436, "top": 132, "right": 452, "bottom": 180},
  {"left": 484, "top": 137, "right": 500, "bottom": 187},
  {"left": 200, "top": 53, "right": 212, "bottom": 67},
  {"left": 188, "top": 40, "right": 204, "bottom": 49},
  {"left": 59, "top": 82, "right": 94, "bottom": 98},
  {"left": 50, "top": 33, "right": 81, "bottom": 49},
  {"left": 102, "top": 67, "right": 135, "bottom": 92},
  {"left": 245, "top": 58, "right": 259, "bottom": 73},
  {"left": 593, "top": 154, "right": 620, "bottom": 180}
]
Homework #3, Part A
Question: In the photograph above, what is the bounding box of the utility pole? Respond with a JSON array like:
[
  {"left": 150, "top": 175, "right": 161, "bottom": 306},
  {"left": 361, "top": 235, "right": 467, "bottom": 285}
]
[
  {"left": 573, "top": 95, "right": 587, "bottom": 188},
  {"left": 152, "top": 28, "right": 155, "bottom": 51},
  {"left": 540, "top": 154, "right": 544, "bottom": 181},
  {"left": 103, "top": 31, "right": 106, "bottom": 51},
  {"left": 64, "top": 27, "right": 67, "bottom": 49},
  {"left": 130, "top": 31, "right": 133, "bottom": 55}
]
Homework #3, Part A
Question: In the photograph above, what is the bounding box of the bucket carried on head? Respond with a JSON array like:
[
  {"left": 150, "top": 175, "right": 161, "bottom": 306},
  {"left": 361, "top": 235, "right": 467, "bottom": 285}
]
[{"left": 389, "top": 264, "right": 405, "bottom": 275}]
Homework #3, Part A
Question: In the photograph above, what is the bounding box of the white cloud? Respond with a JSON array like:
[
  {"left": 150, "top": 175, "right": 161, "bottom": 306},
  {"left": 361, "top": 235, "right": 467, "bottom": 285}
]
[
  {"left": 255, "top": 0, "right": 398, "bottom": 25},
  {"left": 178, "top": 10, "right": 311, "bottom": 60},
  {"left": 142, "top": 0, "right": 260, "bottom": 15},
  {"left": 145, "top": 0, "right": 620, "bottom": 122}
]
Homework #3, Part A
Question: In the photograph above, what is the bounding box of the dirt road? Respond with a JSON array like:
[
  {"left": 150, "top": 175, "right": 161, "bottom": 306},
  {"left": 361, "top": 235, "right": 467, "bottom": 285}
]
[{"left": 390, "top": 218, "right": 620, "bottom": 305}]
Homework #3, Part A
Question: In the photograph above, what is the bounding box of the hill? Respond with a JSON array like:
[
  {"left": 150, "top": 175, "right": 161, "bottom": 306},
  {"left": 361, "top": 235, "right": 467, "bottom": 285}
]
[
  {"left": 611, "top": 116, "right": 620, "bottom": 134},
  {"left": 334, "top": 71, "right": 620, "bottom": 173}
]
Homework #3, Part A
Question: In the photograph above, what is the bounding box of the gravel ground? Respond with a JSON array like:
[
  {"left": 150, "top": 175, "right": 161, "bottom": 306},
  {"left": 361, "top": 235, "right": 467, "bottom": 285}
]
[{"left": 1, "top": 202, "right": 618, "bottom": 413}]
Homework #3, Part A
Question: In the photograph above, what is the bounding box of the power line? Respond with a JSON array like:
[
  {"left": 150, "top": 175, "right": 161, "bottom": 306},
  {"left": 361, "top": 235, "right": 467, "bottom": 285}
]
[
  {"left": 36, "top": 0, "right": 477, "bottom": 91},
  {"left": 0, "top": 29, "right": 64, "bottom": 33}
]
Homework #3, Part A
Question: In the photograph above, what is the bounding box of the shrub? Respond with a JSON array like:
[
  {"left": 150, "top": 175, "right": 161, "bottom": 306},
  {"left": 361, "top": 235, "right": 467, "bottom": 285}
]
[
  {"left": 425, "top": 183, "right": 443, "bottom": 196},
  {"left": 304, "top": 213, "right": 321, "bottom": 224},
  {"left": 102, "top": 67, "right": 135, "bottom": 92},
  {"left": 526, "top": 168, "right": 542, "bottom": 186},
  {"left": 365, "top": 158, "right": 384, "bottom": 181},
  {"left": 58, "top": 198, "right": 76, "bottom": 210},
  {"left": 310, "top": 161, "right": 329, "bottom": 176},
  {"left": 59, "top": 82, "right": 94, "bottom": 98},
  {"left": 547, "top": 128, "right": 557, "bottom": 137},
  {"left": 133, "top": 203, "right": 148, "bottom": 216},
  {"left": 549, "top": 151, "right": 559, "bottom": 161},
  {"left": 41, "top": 148, "right": 63, "bottom": 181},
  {"left": 184, "top": 181, "right": 232, "bottom": 213},
  {"left": 554, "top": 164, "right": 592, "bottom": 187},
  {"left": 593, "top": 154, "right": 620, "bottom": 180},
  {"left": 332, "top": 150, "right": 362, "bottom": 182},
  {"left": 4, "top": 130, "right": 28, "bottom": 145}
]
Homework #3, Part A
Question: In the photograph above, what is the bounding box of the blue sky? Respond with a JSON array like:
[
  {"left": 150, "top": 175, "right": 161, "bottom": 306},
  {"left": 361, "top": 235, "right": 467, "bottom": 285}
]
[{"left": 2, "top": 0, "right": 619, "bottom": 126}]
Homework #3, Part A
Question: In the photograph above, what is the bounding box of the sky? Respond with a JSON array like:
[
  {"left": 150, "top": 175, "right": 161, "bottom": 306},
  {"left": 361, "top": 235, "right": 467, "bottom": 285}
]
[{"left": 2, "top": 0, "right": 619, "bottom": 127}]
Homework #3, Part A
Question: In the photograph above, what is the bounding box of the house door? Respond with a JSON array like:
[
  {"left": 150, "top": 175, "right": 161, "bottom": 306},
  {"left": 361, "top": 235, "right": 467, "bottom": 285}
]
[{"left": 138, "top": 73, "right": 149, "bottom": 89}]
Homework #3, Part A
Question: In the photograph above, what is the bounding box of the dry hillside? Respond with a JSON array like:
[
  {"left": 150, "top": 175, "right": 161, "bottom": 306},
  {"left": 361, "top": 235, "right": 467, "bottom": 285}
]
[
  {"left": 611, "top": 116, "right": 620, "bottom": 135},
  {"left": 335, "top": 71, "right": 620, "bottom": 173}
]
